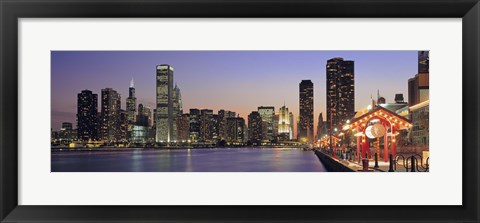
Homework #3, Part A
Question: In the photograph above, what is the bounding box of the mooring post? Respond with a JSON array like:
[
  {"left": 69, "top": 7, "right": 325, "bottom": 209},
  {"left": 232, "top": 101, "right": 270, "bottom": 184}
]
[
  {"left": 388, "top": 154, "right": 394, "bottom": 172},
  {"left": 410, "top": 156, "right": 416, "bottom": 172}
]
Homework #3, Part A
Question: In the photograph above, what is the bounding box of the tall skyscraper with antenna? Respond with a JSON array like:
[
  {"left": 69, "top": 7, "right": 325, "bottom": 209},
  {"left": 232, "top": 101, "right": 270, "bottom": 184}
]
[
  {"left": 127, "top": 78, "right": 137, "bottom": 122},
  {"left": 126, "top": 78, "right": 137, "bottom": 139}
]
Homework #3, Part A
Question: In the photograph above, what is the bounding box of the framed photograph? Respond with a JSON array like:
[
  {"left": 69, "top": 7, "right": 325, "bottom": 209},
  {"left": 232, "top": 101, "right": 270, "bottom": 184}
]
[{"left": 1, "top": 0, "right": 479, "bottom": 222}]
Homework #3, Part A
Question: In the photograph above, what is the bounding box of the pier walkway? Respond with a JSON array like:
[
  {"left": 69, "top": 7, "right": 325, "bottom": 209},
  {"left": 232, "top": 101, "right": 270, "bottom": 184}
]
[{"left": 315, "top": 150, "right": 410, "bottom": 172}]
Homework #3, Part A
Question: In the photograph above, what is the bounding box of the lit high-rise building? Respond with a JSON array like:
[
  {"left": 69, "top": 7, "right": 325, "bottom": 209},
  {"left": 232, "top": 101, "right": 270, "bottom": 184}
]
[
  {"left": 173, "top": 84, "right": 183, "bottom": 115},
  {"left": 212, "top": 114, "right": 220, "bottom": 141},
  {"left": 176, "top": 114, "right": 190, "bottom": 142},
  {"left": 217, "top": 110, "right": 236, "bottom": 140},
  {"left": 126, "top": 79, "right": 137, "bottom": 141},
  {"left": 100, "top": 88, "right": 121, "bottom": 143},
  {"left": 189, "top": 108, "right": 201, "bottom": 143},
  {"left": 289, "top": 112, "right": 294, "bottom": 140},
  {"left": 248, "top": 111, "right": 263, "bottom": 143},
  {"left": 119, "top": 109, "right": 129, "bottom": 143},
  {"left": 258, "top": 106, "right": 275, "bottom": 142},
  {"left": 299, "top": 80, "right": 314, "bottom": 142},
  {"left": 226, "top": 117, "right": 245, "bottom": 144},
  {"left": 172, "top": 84, "right": 183, "bottom": 141},
  {"left": 272, "top": 114, "right": 279, "bottom": 141},
  {"left": 126, "top": 78, "right": 137, "bottom": 124},
  {"left": 218, "top": 110, "right": 227, "bottom": 140},
  {"left": 156, "top": 64, "right": 175, "bottom": 143},
  {"left": 326, "top": 58, "right": 355, "bottom": 133},
  {"left": 77, "top": 90, "right": 99, "bottom": 142},
  {"left": 200, "top": 109, "right": 214, "bottom": 142},
  {"left": 278, "top": 105, "right": 291, "bottom": 140}
]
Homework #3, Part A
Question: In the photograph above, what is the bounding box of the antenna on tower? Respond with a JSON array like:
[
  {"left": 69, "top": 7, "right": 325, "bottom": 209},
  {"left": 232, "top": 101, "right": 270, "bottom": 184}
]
[{"left": 130, "top": 78, "right": 134, "bottom": 88}]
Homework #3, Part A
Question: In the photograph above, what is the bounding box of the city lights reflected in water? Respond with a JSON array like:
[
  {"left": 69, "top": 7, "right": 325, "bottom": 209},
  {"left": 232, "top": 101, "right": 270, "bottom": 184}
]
[{"left": 51, "top": 148, "right": 328, "bottom": 172}]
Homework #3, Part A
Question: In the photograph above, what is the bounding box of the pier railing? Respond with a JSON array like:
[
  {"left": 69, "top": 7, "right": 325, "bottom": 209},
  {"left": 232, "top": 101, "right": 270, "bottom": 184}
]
[
  {"left": 395, "top": 154, "right": 429, "bottom": 172},
  {"left": 317, "top": 148, "right": 429, "bottom": 172}
]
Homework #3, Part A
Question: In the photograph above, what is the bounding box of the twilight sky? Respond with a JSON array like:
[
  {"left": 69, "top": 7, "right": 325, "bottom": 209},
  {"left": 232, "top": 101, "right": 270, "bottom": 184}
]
[{"left": 51, "top": 51, "right": 418, "bottom": 136}]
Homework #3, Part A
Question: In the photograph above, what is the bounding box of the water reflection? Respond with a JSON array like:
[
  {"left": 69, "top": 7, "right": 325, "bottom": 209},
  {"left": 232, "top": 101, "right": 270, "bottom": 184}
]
[{"left": 51, "top": 148, "right": 328, "bottom": 172}]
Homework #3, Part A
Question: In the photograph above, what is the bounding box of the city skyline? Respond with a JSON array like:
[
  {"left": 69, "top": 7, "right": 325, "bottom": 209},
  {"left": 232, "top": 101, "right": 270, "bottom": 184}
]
[{"left": 52, "top": 51, "right": 418, "bottom": 138}]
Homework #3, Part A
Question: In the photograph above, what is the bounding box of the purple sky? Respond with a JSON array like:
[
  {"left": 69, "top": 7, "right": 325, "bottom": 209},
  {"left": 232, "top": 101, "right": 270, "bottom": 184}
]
[{"left": 51, "top": 51, "right": 418, "bottom": 136}]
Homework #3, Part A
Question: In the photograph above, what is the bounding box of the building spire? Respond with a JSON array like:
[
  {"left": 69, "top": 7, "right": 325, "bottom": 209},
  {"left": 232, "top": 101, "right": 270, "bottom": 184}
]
[
  {"left": 370, "top": 94, "right": 375, "bottom": 108},
  {"left": 130, "top": 78, "right": 134, "bottom": 88}
]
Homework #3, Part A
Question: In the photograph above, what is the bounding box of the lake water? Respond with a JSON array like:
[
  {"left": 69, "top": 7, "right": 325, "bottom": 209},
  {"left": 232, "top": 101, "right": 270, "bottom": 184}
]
[{"left": 51, "top": 148, "right": 328, "bottom": 172}]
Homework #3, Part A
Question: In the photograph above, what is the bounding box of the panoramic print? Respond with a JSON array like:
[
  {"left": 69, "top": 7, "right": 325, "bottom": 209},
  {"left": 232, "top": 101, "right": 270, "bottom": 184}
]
[{"left": 51, "top": 51, "right": 430, "bottom": 172}]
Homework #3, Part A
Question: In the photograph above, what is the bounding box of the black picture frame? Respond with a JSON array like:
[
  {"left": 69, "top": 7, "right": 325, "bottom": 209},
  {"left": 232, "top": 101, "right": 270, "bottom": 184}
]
[{"left": 1, "top": 0, "right": 479, "bottom": 222}]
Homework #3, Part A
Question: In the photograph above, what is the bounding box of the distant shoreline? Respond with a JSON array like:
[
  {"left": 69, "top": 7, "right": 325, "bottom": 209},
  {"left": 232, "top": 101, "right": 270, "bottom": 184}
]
[{"left": 51, "top": 146, "right": 313, "bottom": 152}]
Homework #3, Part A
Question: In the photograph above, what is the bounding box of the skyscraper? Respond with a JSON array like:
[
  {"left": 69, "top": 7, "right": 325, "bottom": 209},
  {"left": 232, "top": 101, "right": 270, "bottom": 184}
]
[
  {"left": 258, "top": 106, "right": 275, "bottom": 142},
  {"left": 217, "top": 110, "right": 236, "bottom": 140},
  {"left": 126, "top": 78, "right": 137, "bottom": 124},
  {"left": 217, "top": 110, "right": 227, "bottom": 140},
  {"left": 408, "top": 51, "right": 429, "bottom": 106},
  {"left": 289, "top": 112, "right": 294, "bottom": 140},
  {"left": 156, "top": 64, "right": 174, "bottom": 143},
  {"left": 173, "top": 84, "right": 183, "bottom": 115},
  {"left": 248, "top": 111, "right": 263, "bottom": 143},
  {"left": 212, "top": 114, "right": 220, "bottom": 141},
  {"left": 126, "top": 78, "right": 137, "bottom": 141},
  {"left": 299, "top": 80, "right": 314, "bottom": 142},
  {"left": 176, "top": 114, "right": 190, "bottom": 142},
  {"left": 100, "top": 88, "right": 121, "bottom": 143},
  {"left": 408, "top": 77, "right": 418, "bottom": 106},
  {"left": 136, "top": 104, "right": 149, "bottom": 127},
  {"left": 226, "top": 117, "right": 245, "bottom": 144},
  {"left": 77, "top": 90, "right": 98, "bottom": 142},
  {"left": 272, "top": 114, "right": 279, "bottom": 141},
  {"left": 189, "top": 108, "right": 201, "bottom": 143},
  {"left": 172, "top": 84, "right": 183, "bottom": 141},
  {"left": 144, "top": 104, "right": 153, "bottom": 127},
  {"left": 131, "top": 104, "right": 151, "bottom": 144},
  {"left": 418, "top": 51, "right": 429, "bottom": 74},
  {"left": 200, "top": 109, "right": 214, "bottom": 142},
  {"left": 326, "top": 58, "right": 355, "bottom": 132},
  {"left": 316, "top": 112, "right": 327, "bottom": 140},
  {"left": 119, "top": 109, "right": 129, "bottom": 143},
  {"left": 278, "top": 105, "right": 291, "bottom": 141}
]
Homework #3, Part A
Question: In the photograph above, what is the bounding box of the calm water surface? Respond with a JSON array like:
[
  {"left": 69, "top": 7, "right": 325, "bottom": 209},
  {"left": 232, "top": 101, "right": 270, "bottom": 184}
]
[{"left": 51, "top": 148, "right": 327, "bottom": 172}]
